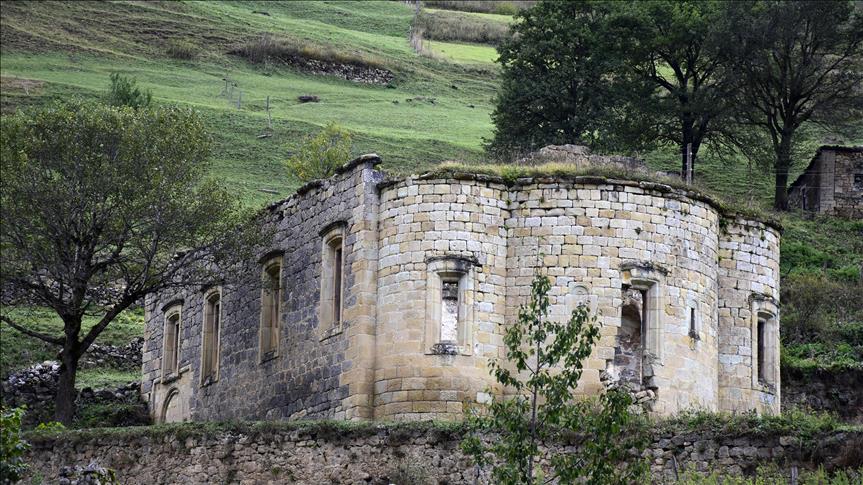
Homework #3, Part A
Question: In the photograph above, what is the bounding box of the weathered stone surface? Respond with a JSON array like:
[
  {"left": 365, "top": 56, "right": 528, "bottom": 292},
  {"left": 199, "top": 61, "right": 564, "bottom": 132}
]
[
  {"left": 142, "top": 155, "right": 781, "bottom": 424},
  {"left": 22, "top": 425, "right": 862, "bottom": 484}
]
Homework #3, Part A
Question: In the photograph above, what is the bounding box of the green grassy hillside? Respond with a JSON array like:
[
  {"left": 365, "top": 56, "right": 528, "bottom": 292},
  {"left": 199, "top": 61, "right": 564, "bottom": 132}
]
[{"left": 1, "top": 1, "right": 501, "bottom": 206}]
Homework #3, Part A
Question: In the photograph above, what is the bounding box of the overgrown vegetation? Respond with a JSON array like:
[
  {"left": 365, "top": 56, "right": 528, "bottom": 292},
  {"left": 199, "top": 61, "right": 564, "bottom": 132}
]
[
  {"left": 657, "top": 407, "right": 854, "bottom": 443},
  {"left": 106, "top": 72, "right": 151, "bottom": 109},
  {"left": 779, "top": 215, "right": 862, "bottom": 373},
  {"left": 0, "top": 407, "right": 30, "bottom": 483},
  {"left": 165, "top": 39, "right": 198, "bottom": 61},
  {"left": 424, "top": 1, "right": 534, "bottom": 16},
  {"left": 461, "top": 274, "right": 647, "bottom": 484},
  {"left": 285, "top": 121, "right": 353, "bottom": 182},
  {"left": 232, "top": 33, "right": 387, "bottom": 70},
  {"left": 675, "top": 466, "right": 862, "bottom": 485},
  {"left": 416, "top": 9, "right": 510, "bottom": 45}
]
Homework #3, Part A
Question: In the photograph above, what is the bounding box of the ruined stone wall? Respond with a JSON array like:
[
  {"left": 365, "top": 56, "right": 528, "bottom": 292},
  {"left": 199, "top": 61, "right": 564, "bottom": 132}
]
[
  {"left": 717, "top": 219, "right": 782, "bottom": 414},
  {"left": 832, "top": 149, "right": 863, "bottom": 218},
  {"left": 142, "top": 161, "right": 781, "bottom": 423},
  {"left": 503, "top": 179, "right": 722, "bottom": 414},
  {"left": 374, "top": 175, "right": 509, "bottom": 420},
  {"left": 142, "top": 156, "right": 383, "bottom": 423},
  {"left": 22, "top": 423, "right": 862, "bottom": 484},
  {"left": 788, "top": 146, "right": 862, "bottom": 218}
]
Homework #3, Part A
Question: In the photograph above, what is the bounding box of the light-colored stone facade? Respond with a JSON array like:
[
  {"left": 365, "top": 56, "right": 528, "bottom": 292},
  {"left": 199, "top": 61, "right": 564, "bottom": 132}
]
[
  {"left": 788, "top": 145, "right": 863, "bottom": 218},
  {"left": 142, "top": 155, "right": 781, "bottom": 424}
]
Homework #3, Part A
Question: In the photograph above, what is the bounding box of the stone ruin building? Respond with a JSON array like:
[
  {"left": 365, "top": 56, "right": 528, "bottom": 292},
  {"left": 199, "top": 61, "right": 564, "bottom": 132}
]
[
  {"left": 142, "top": 154, "right": 781, "bottom": 424},
  {"left": 788, "top": 145, "right": 863, "bottom": 218}
]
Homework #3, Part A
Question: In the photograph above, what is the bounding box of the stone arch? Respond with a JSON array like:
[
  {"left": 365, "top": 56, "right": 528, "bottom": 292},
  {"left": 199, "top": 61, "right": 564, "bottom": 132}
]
[
  {"left": 161, "top": 388, "right": 182, "bottom": 423},
  {"left": 614, "top": 288, "right": 644, "bottom": 389}
]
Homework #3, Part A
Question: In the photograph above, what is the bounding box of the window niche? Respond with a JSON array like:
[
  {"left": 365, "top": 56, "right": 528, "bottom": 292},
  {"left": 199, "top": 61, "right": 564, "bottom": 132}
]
[
  {"left": 620, "top": 261, "right": 667, "bottom": 389},
  {"left": 425, "top": 256, "right": 476, "bottom": 356},
  {"left": 200, "top": 287, "right": 221, "bottom": 386},
  {"left": 162, "top": 303, "right": 182, "bottom": 380},
  {"left": 259, "top": 255, "right": 283, "bottom": 361},
  {"left": 320, "top": 223, "right": 346, "bottom": 341},
  {"left": 750, "top": 294, "right": 779, "bottom": 391}
]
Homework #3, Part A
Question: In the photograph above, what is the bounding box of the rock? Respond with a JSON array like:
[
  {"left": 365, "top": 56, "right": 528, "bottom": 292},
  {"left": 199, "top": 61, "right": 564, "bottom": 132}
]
[{"left": 298, "top": 95, "right": 320, "bottom": 103}]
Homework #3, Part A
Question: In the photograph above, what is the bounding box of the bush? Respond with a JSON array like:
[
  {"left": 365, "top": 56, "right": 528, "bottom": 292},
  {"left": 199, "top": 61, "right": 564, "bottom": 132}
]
[
  {"left": 285, "top": 122, "right": 352, "bottom": 182},
  {"left": 1, "top": 407, "right": 30, "bottom": 483},
  {"left": 780, "top": 273, "right": 862, "bottom": 351},
  {"left": 165, "top": 39, "right": 198, "bottom": 60},
  {"left": 106, "top": 72, "right": 152, "bottom": 109},
  {"left": 675, "top": 465, "right": 862, "bottom": 484}
]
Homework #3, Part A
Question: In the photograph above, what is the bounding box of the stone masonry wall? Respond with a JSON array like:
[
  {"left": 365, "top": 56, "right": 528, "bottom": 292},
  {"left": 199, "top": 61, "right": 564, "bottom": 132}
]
[
  {"left": 831, "top": 149, "right": 863, "bottom": 218},
  {"left": 23, "top": 423, "right": 862, "bottom": 484},
  {"left": 503, "top": 179, "right": 722, "bottom": 414},
  {"left": 142, "top": 159, "right": 781, "bottom": 424},
  {"left": 717, "top": 219, "right": 781, "bottom": 414},
  {"left": 142, "top": 156, "right": 384, "bottom": 423}
]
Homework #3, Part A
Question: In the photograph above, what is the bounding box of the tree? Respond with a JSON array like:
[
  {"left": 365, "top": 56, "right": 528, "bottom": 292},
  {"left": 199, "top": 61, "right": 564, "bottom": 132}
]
[
  {"left": 285, "top": 121, "right": 352, "bottom": 182},
  {"left": 461, "top": 274, "right": 647, "bottom": 484},
  {"left": 0, "top": 101, "right": 253, "bottom": 424},
  {"left": 607, "top": 0, "right": 740, "bottom": 178},
  {"left": 106, "top": 72, "right": 152, "bottom": 109},
  {"left": 489, "top": 1, "right": 740, "bottom": 178},
  {"left": 726, "top": 1, "right": 863, "bottom": 210},
  {"left": 489, "top": 1, "right": 619, "bottom": 156}
]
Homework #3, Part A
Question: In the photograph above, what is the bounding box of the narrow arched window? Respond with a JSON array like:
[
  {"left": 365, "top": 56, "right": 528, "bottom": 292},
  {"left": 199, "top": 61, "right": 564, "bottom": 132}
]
[
  {"left": 162, "top": 305, "right": 182, "bottom": 378},
  {"left": 320, "top": 225, "right": 346, "bottom": 340},
  {"left": 201, "top": 289, "right": 221, "bottom": 385},
  {"left": 260, "top": 257, "right": 282, "bottom": 360}
]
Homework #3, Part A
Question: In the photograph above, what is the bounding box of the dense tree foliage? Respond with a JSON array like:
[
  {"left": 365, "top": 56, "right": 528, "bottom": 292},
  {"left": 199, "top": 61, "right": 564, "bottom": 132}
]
[
  {"left": 285, "top": 121, "right": 353, "bottom": 182},
  {"left": 725, "top": 1, "right": 863, "bottom": 210},
  {"left": 461, "top": 274, "right": 647, "bottom": 484},
  {"left": 0, "top": 101, "right": 256, "bottom": 424},
  {"left": 491, "top": 0, "right": 862, "bottom": 209},
  {"left": 490, "top": 1, "right": 619, "bottom": 158}
]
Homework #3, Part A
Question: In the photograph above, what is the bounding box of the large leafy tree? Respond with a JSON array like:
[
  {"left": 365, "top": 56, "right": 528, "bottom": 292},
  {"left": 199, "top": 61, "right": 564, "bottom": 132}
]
[
  {"left": 489, "top": 1, "right": 620, "bottom": 156},
  {"left": 726, "top": 0, "right": 863, "bottom": 210},
  {"left": 461, "top": 274, "right": 647, "bottom": 484},
  {"left": 490, "top": 1, "right": 738, "bottom": 178},
  {"left": 607, "top": 0, "right": 739, "bottom": 177},
  {"left": 0, "top": 101, "right": 254, "bottom": 424}
]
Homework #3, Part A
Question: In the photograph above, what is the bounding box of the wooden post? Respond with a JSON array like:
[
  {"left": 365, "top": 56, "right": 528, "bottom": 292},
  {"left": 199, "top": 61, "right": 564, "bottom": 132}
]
[
  {"left": 237, "top": 91, "right": 242, "bottom": 109},
  {"left": 266, "top": 95, "right": 272, "bottom": 130}
]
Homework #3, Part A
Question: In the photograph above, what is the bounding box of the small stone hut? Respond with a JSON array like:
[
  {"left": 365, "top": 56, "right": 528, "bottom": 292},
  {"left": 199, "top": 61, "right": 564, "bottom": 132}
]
[
  {"left": 788, "top": 145, "right": 863, "bottom": 218},
  {"left": 142, "top": 155, "right": 781, "bottom": 423}
]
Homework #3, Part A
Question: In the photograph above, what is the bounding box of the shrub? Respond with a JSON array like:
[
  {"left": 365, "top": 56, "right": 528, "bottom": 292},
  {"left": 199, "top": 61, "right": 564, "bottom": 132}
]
[
  {"left": 165, "top": 39, "right": 198, "bottom": 60},
  {"left": 461, "top": 273, "right": 648, "bottom": 484},
  {"left": 106, "top": 72, "right": 152, "bottom": 109},
  {"left": 780, "top": 273, "right": 862, "bottom": 346},
  {"left": 1, "top": 407, "right": 30, "bottom": 483},
  {"left": 285, "top": 122, "right": 352, "bottom": 182}
]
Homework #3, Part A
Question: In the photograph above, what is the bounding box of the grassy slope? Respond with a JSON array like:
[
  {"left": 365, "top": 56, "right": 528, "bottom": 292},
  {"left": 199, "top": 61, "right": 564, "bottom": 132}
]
[
  {"left": 1, "top": 1, "right": 499, "bottom": 207},
  {"left": 0, "top": 307, "right": 144, "bottom": 379}
]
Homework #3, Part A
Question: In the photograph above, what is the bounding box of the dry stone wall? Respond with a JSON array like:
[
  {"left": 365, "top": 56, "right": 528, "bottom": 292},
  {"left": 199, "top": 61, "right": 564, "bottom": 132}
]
[{"left": 22, "top": 423, "right": 862, "bottom": 484}]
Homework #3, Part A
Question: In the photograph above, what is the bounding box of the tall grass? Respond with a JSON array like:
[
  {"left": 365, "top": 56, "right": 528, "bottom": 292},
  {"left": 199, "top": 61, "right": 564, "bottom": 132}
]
[
  {"left": 424, "top": 1, "right": 535, "bottom": 15},
  {"left": 232, "top": 34, "right": 387, "bottom": 70},
  {"left": 416, "top": 9, "right": 511, "bottom": 45}
]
